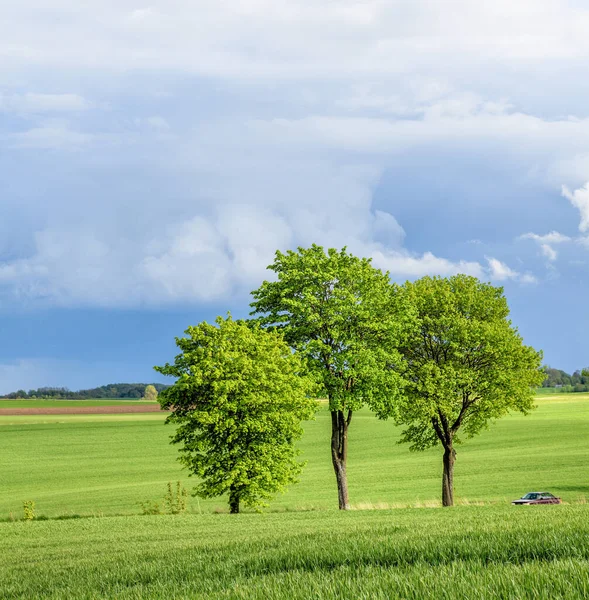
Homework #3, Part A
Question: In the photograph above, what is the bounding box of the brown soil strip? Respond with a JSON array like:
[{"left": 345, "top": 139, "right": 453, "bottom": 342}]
[{"left": 0, "top": 405, "right": 167, "bottom": 415}]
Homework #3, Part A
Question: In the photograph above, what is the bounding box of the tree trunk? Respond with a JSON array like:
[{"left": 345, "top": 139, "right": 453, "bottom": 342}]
[
  {"left": 229, "top": 487, "right": 240, "bottom": 514},
  {"left": 331, "top": 409, "right": 351, "bottom": 510},
  {"left": 442, "top": 446, "right": 456, "bottom": 507}
]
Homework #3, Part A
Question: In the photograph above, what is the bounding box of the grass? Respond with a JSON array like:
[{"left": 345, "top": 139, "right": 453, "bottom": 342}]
[
  {"left": 1, "top": 506, "right": 589, "bottom": 598},
  {"left": 1, "top": 394, "right": 588, "bottom": 598},
  {"left": 0, "top": 395, "right": 587, "bottom": 517}
]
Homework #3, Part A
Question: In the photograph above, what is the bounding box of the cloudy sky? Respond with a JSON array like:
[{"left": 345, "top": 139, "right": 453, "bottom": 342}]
[{"left": 1, "top": 0, "right": 589, "bottom": 392}]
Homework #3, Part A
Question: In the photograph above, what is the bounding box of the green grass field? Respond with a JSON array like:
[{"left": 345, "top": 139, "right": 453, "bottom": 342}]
[
  {"left": 0, "top": 395, "right": 587, "bottom": 517},
  {"left": 1, "top": 394, "right": 588, "bottom": 598},
  {"left": 1, "top": 506, "right": 589, "bottom": 599}
]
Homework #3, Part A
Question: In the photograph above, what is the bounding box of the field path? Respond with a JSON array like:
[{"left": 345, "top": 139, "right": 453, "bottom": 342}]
[{"left": 0, "top": 404, "right": 167, "bottom": 415}]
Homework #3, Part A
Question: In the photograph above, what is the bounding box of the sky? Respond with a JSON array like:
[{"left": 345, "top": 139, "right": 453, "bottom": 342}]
[{"left": 1, "top": 0, "right": 589, "bottom": 393}]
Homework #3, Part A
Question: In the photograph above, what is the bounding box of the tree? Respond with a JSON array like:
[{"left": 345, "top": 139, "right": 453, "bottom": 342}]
[
  {"left": 154, "top": 316, "right": 317, "bottom": 514},
  {"left": 143, "top": 384, "right": 158, "bottom": 402},
  {"left": 583, "top": 368, "right": 589, "bottom": 378},
  {"left": 381, "top": 275, "right": 545, "bottom": 507},
  {"left": 251, "top": 245, "right": 408, "bottom": 510}
]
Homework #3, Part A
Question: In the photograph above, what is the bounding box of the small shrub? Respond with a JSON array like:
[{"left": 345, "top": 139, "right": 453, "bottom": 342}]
[
  {"left": 23, "top": 501, "right": 36, "bottom": 521},
  {"left": 164, "top": 481, "right": 188, "bottom": 515},
  {"left": 139, "top": 500, "right": 162, "bottom": 515},
  {"left": 140, "top": 482, "right": 188, "bottom": 516}
]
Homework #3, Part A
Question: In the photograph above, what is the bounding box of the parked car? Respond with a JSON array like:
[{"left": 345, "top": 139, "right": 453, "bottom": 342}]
[{"left": 511, "top": 492, "right": 561, "bottom": 505}]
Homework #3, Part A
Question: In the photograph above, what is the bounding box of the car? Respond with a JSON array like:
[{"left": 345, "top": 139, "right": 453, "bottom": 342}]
[{"left": 511, "top": 492, "right": 561, "bottom": 505}]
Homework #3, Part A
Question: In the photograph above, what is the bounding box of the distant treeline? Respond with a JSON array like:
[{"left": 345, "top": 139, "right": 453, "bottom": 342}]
[
  {"left": 542, "top": 367, "right": 589, "bottom": 392},
  {"left": 0, "top": 383, "right": 169, "bottom": 400},
  {"left": 2, "top": 369, "right": 587, "bottom": 398}
]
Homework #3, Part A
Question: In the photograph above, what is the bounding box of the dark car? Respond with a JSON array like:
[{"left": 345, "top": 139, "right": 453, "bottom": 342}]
[{"left": 512, "top": 492, "right": 561, "bottom": 505}]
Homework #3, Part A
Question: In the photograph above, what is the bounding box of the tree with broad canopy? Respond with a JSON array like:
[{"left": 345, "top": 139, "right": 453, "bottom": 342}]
[
  {"left": 155, "top": 316, "right": 317, "bottom": 514},
  {"left": 373, "top": 275, "right": 545, "bottom": 507},
  {"left": 143, "top": 384, "right": 158, "bottom": 402},
  {"left": 250, "top": 245, "right": 410, "bottom": 510}
]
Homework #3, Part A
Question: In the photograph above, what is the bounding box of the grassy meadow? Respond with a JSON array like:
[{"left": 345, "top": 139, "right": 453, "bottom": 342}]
[
  {"left": 0, "top": 394, "right": 587, "bottom": 517},
  {"left": 1, "top": 506, "right": 589, "bottom": 598},
  {"left": 1, "top": 394, "right": 588, "bottom": 598}
]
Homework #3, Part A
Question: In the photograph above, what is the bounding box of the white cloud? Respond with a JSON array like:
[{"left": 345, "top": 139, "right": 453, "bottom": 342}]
[
  {"left": 519, "top": 230, "right": 573, "bottom": 261},
  {"left": 540, "top": 244, "right": 558, "bottom": 261},
  {"left": 485, "top": 257, "right": 536, "bottom": 283},
  {"left": 518, "top": 185, "right": 589, "bottom": 264},
  {"left": 5, "top": 121, "right": 94, "bottom": 149},
  {"left": 519, "top": 231, "right": 572, "bottom": 244},
  {"left": 486, "top": 257, "right": 518, "bottom": 281},
  {"left": 0, "top": 93, "right": 90, "bottom": 113},
  {"left": 2, "top": 0, "right": 589, "bottom": 77},
  {"left": 562, "top": 183, "right": 589, "bottom": 232},
  {"left": 7, "top": 0, "right": 589, "bottom": 308},
  {"left": 249, "top": 110, "right": 589, "bottom": 156},
  {"left": 371, "top": 250, "right": 484, "bottom": 279}
]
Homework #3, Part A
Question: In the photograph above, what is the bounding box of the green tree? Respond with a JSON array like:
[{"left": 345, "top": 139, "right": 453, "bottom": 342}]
[
  {"left": 381, "top": 275, "right": 544, "bottom": 507},
  {"left": 154, "top": 316, "right": 317, "bottom": 514},
  {"left": 583, "top": 368, "right": 589, "bottom": 378},
  {"left": 251, "top": 245, "right": 408, "bottom": 510},
  {"left": 143, "top": 384, "right": 158, "bottom": 402}
]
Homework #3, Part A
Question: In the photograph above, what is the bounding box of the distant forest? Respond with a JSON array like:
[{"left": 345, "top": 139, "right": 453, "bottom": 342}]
[
  {"left": 0, "top": 383, "right": 169, "bottom": 400},
  {"left": 542, "top": 367, "right": 589, "bottom": 392}
]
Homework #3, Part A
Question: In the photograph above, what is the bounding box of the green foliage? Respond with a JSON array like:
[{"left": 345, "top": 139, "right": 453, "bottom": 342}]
[
  {"left": 22, "top": 500, "right": 36, "bottom": 521},
  {"left": 1, "top": 507, "right": 589, "bottom": 598},
  {"left": 155, "top": 315, "right": 317, "bottom": 512},
  {"left": 143, "top": 384, "right": 159, "bottom": 402},
  {"left": 250, "top": 244, "right": 409, "bottom": 415},
  {"left": 385, "top": 275, "right": 545, "bottom": 451}
]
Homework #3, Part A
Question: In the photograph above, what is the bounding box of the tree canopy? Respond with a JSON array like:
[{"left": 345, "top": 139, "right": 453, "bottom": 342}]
[
  {"left": 143, "top": 384, "right": 158, "bottom": 402},
  {"left": 541, "top": 367, "right": 589, "bottom": 392},
  {"left": 155, "top": 316, "right": 317, "bottom": 513},
  {"left": 379, "top": 275, "right": 545, "bottom": 506},
  {"left": 250, "top": 245, "right": 410, "bottom": 509}
]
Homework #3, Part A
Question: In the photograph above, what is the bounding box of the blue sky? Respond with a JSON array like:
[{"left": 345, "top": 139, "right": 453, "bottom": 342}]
[{"left": 1, "top": 0, "right": 589, "bottom": 393}]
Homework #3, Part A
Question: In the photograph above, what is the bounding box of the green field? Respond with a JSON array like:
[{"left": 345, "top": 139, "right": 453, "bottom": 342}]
[
  {"left": 0, "top": 395, "right": 587, "bottom": 517},
  {"left": 1, "top": 506, "right": 589, "bottom": 599},
  {"left": 1, "top": 394, "right": 588, "bottom": 598}
]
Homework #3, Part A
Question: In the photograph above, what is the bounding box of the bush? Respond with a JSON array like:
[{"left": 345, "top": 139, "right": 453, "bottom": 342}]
[
  {"left": 23, "top": 501, "right": 36, "bottom": 521},
  {"left": 140, "top": 482, "right": 188, "bottom": 516}
]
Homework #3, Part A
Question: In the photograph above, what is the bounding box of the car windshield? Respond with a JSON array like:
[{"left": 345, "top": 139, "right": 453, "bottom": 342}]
[{"left": 523, "top": 493, "right": 539, "bottom": 499}]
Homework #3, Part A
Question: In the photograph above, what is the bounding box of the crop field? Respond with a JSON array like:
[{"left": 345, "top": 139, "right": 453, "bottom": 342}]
[
  {"left": 0, "top": 394, "right": 588, "bottom": 517},
  {"left": 1, "top": 506, "right": 589, "bottom": 599},
  {"left": 1, "top": 394, "right": 588, "bottom": 598},
  {"left": 0, "top": 399, "right": 156, "bottom": 409}
]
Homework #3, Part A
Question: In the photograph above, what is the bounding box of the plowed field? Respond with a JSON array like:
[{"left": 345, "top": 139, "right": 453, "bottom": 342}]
[{"left": 0, "top": 404, "right": 165, "bottom": 415}]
